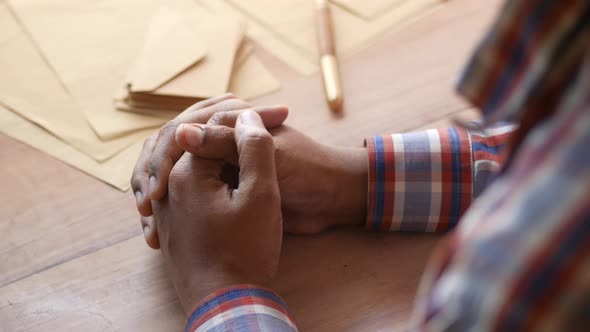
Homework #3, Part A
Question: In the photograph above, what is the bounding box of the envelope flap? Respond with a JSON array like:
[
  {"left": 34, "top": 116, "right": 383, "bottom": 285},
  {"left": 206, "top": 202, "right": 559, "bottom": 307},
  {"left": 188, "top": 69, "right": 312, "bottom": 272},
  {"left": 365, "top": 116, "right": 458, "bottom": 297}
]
[
  {"left": 155, "top": 11, "right": 246, "bottom": 98},
  {"left": 128, "top": 7, "right": 208, "bottom": 92}
]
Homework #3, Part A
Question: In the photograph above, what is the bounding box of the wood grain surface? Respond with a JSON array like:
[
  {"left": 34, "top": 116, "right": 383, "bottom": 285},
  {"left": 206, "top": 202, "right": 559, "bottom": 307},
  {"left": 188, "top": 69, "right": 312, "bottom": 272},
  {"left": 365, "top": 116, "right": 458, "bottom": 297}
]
[{"left": 0, "top": 0, "right": 499, "bottom": 330}]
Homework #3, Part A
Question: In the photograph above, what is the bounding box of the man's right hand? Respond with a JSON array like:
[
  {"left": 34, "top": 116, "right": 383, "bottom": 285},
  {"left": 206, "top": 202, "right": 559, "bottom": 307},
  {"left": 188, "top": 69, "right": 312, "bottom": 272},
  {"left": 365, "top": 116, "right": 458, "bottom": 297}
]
[
  {"left": 131, "top": 95, "right": 368, "bottom": 249},
  {"left": 175, "top": 123, "right": 368, "bottom": 234}
]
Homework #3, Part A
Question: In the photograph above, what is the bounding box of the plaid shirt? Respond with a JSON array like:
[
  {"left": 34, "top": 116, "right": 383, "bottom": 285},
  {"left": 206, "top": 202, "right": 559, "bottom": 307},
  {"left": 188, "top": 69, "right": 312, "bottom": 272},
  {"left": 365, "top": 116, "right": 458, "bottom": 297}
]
[{"left": 186, "top": 0, "right": 590, "bottom": 330}]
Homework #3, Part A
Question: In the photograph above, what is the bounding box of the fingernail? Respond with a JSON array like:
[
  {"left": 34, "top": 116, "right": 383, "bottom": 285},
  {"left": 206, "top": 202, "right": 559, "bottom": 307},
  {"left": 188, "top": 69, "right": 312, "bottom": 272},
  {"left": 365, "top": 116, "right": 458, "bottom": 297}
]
[
  {"left": 149, "top": 176, "right": 157, "bottom": 194},
  {"left": 135, "top": 191, "right": 143, "bottom": 204},
  {"left": 240, "top": 110, "right": 258, "bottom": 125},
  {"left": 183, "top": 124, "right": 204, "bottom": 147},
  {"left": 143, "top": 225, "right": 150, "bottom": 237}
]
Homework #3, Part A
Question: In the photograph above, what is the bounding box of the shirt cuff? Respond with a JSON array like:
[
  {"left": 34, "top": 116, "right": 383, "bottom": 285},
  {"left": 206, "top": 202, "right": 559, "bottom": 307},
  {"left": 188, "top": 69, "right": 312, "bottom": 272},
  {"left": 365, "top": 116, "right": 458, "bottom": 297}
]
[
  {"left": 185, "top": 284, "right": 297, "bottom": 332},
  {"left": 365, "top": 128, "right": 473, "bottom": 232}
]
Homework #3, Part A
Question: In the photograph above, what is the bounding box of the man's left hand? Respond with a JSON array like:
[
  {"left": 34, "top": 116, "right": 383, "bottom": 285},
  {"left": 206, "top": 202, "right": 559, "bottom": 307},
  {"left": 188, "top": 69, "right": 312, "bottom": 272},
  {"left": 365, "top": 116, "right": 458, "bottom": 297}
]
[{"left": 147, "top": 110, "right": 283, "bottom": 313}]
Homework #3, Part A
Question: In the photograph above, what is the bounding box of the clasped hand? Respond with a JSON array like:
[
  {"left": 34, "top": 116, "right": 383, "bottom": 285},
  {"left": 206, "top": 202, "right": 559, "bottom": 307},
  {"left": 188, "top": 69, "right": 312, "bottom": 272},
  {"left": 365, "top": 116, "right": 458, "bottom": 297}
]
[{"left": 130, "top": 94, "right": 367, "bottom": 312}]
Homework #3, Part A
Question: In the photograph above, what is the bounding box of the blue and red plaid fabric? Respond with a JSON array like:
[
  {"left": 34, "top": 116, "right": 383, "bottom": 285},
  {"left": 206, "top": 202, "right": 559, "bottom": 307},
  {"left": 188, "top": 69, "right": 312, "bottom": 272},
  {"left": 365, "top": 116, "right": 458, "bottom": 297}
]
[
  {"left": 410, "top": 0, "right": 590, "bottom": 329},
  {"left": 185, "top": 285, "right": 297, "bottom": 332},
  {"left": 186, "top": 0, "right": 590, "bottom": 330},
  {"left": 413, "top": 65, "right": 590, "bottom": 330},
  {"left": 365, "top": 128, "right": 475, "bottom": 232},
  {"left": 365, "top": 124, "right": 513, "bottom": 232}
]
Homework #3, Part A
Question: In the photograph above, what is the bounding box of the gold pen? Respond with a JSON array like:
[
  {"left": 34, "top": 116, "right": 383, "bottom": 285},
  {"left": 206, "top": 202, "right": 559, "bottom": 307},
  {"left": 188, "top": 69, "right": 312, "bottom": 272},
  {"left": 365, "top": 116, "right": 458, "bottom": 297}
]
[{"left": 315, "top": 0, "right": 343, "bottom": 112}]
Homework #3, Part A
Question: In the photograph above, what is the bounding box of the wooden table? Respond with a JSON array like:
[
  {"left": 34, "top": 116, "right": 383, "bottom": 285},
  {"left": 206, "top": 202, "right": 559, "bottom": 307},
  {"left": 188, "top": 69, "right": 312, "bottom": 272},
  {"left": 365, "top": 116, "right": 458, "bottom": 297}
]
[{"left": 0, "top": 1, "right": 500, "bottom": 330}]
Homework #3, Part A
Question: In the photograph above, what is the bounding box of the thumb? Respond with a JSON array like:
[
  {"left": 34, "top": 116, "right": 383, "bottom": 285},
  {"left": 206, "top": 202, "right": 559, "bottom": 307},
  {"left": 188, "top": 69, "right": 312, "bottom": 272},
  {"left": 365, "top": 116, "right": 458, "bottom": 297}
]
[
  {"left": 175, "top": 124, "right": 238, "bottom": 165},
  {"left": 234, "top": 110, "right": 278, "bottom": 198},
  {"left": 174, "top": 106, "right": 289, "bottom": 164}
]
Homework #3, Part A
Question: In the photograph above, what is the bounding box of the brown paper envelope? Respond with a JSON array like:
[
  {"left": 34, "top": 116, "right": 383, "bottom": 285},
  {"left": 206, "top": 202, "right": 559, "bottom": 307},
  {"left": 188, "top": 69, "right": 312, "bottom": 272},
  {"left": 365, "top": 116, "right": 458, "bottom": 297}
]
[
  {"left": 7, "top": 0, "right": 168, "bottom": 139},
  {"left": 230, "top": 0, "right": 442, "bottom": 59},
  {"left": 331, "top": 0, "right": 406, "bottom": 20},
  {"left": 122, "top": 93, "right": 200, "bottom": 114},
  {"left": 0, "top": 4, "right": 156, "bottom": 162},
  {"left": 204, "top": 0, "right": 441, "bottom": 75},
  {"left": 0, "top": 106, "right": 145, "bottom": 191},
  {"left": 151, "top": 40, "right": 278, "bottom": 102},
  {"left": 118, "top": 20, "right": 252, "bottom": 113},
  {"left": 229, "top": 53, "right": 280, "bottom": 100},
  {"left": 199, "top": 0, "right": 318, "bottom": 75},
  {"left": 127, "top": 7, "right": 208, "bottom": 92},
  {"left": 154, "top": 11, "right": 245, "bottom": 98},
  {"left": 117, "top": 52, "right": 280, "bottom": 115},
  {"left": 114, "top": 101, "right": 182, "bottom": 120},
  {"left": 235, "top": 41, "right": 255, "bottom": 67}
]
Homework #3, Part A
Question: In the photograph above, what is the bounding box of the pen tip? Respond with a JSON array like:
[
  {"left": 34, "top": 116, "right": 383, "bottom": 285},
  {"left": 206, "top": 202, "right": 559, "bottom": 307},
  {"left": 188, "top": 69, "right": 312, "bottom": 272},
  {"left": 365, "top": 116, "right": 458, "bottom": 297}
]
[{"left": 328, "top": 96, "right": 343, "bottom": 112}]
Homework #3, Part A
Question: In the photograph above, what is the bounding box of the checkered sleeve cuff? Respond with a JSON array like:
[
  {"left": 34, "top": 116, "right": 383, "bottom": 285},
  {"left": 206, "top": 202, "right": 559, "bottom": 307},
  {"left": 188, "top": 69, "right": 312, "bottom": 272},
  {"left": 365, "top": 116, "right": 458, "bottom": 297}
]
[
  {"left": 185, "top": 284, "right": 297, "bottom": 332},
  {"left": 365, "top": 128, "right": 473, "bottom": 232}
]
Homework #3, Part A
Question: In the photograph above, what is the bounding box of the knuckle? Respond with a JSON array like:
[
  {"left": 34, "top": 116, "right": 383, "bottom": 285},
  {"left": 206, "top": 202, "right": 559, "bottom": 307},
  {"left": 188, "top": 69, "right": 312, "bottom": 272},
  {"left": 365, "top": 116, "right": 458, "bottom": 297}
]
[
  {"left": 130, "top": 173, "right": 142, "bottom": 190},
  {"left": 168, "top": 164, "right": 189, "bottom": 195},
  {"left": 251, "top": 183, "right": 279, "bottom": 203},
  {"left": 168, "top": 171, "right": 181, "bottom": 191},
  {"left": 141, "top": 136, "right": 153, "bottom": 150},
  {"left": 218, "top": 98, "right": 250, "bottom": 112},
  {"left": 160, "top": 120, "right": 179, "bottom": 137},
  {"left": 184, "top": 98, "right": 209, "bottom": 113},
  {"left": 242, "top": 130, "right": 273, "bottom": 147},
  {"left": 147, "top": 154, "right": 163, "bottom": 176},
  {"left": 209, "top": 111, "right": 228, "bottom": 125},
  {"left": 219, "top": 126, "right": 235, "bottom": 141},
  {"left": 149, "top": 123, "right": 180, "bottom": 177},
  {"left": 148, "top": 153, "right": 176, "bottom": 178},
  {"left": 138, "top": 136, "right": 157, "bottom": 160},
  {"left": 186, "top": 100, "right": 205, "bottom": 112}
]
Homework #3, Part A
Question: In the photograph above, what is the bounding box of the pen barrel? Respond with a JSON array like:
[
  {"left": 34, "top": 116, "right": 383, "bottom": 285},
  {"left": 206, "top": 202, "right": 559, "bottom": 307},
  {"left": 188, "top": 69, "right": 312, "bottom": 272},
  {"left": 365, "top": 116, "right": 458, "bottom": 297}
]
[
  {"left": 320, "top": 54, "right": 343, "bottom": 111},
  {"left": 316, "top": 0, "right": 342, "bottom": 111},
  {"left": 316, "top": 0, "right": 335, "bottom": 55}
]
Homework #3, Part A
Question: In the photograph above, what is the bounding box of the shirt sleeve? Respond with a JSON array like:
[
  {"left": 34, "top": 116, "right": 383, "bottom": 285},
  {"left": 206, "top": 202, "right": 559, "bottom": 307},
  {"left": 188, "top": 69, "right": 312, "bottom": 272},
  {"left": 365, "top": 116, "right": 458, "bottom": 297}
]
[
  {"left": 185, "top": 285, "right": 298, "bottom": 332},
  {"left": 364, "top": 124, "right": 513, "bottom": 232}
]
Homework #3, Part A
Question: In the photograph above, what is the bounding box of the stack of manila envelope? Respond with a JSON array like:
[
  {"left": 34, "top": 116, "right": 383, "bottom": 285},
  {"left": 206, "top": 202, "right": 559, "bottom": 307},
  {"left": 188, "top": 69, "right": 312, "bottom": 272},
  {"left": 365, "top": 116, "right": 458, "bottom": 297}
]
[
  {"left": 0, "top": 0, "right": 279, "bottom": 191},
  {"left": 117, "top": 6, "right": 280, "bottom": 117}
]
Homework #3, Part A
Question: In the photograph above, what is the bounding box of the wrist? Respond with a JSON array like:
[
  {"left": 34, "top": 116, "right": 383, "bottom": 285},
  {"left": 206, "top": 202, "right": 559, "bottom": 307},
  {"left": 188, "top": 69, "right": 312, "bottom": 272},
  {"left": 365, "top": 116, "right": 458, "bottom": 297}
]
[
  {"left": 173, "top": 266, "right": 253, "bottom": 315},
  {"left": 323, "top": 145, "right": 368, "bottom": 227}
]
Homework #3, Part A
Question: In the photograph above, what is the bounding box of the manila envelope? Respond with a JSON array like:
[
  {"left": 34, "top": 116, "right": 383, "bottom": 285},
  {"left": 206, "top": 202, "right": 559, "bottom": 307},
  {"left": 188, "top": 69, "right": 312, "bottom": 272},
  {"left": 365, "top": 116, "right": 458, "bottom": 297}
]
[
  {"left": 121, "top": 39, "right": 255, "bottom": 114},
  {"left": 200, "top": 0, "right": 442, "bottom": 75},
  {"left": 198, "top": 0, "right": 320, "bottom": 75},
  {"left": 7, "top": 0, "right": 170, "bottom": 139},
  {"left": 0, "top": 3, "right": 156, "bottom": 162},
  {"left": 126, "top": 7, "right": 208, "bottom": 93},
  {"left": 117, "top": 50, "right": 281, "bottom": 117},
  {"left": 138, "top": 8, "right": 246, "bottom": 98},
  {"left": 331, "top": 0, "right": 406, "bottom": 20},
  {"left": 0, "top": 105, "right": 145, "bottom": 191},
  {"left": 120, "top": 7, "right": 278, "bottom": 114},
  {"left": 227, "top": 52, "right": 280, "bottom": 101}
]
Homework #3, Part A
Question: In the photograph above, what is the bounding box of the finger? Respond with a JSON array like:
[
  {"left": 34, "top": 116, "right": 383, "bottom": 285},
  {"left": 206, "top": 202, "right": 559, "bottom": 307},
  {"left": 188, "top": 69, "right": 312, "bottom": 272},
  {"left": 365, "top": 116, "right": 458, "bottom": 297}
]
[
  {"left": 233, "top": 110, "right": 278, "bottom": 199},
  {"left": 207, "top": 105, "right": 289, "bottom": 127},
  {"left": 147, "top": 98, "right": 250, "bottom": 200},
  {"left": 168, "top": 153, "right": 226, "bottom": 194},
  {"left": 141, "top": 215, "right": 160, "bottom": 249},
  {"left": 180, "top": 93, "right": 235, "bottom": 116},
  {"left": 148, "top": 102, "right": 288, "bottom": 200},
  {"left": 174, "top": 105, "right": 289, "bottom": 163},
  {"left": 175, "top": 124, "right": 238, "bottom": 165},
  {"left": 131, "top": 134, "right": 157, "bottom": 217}
]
